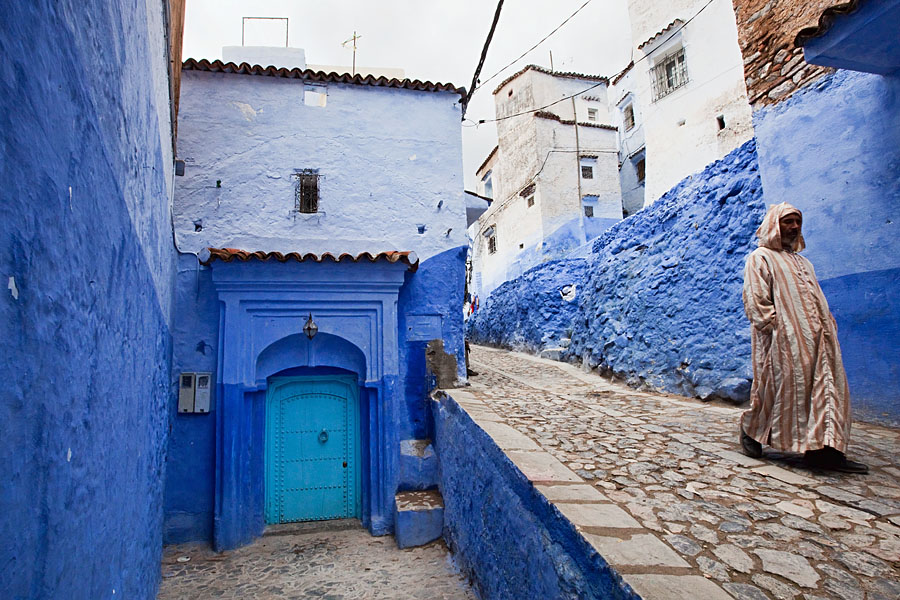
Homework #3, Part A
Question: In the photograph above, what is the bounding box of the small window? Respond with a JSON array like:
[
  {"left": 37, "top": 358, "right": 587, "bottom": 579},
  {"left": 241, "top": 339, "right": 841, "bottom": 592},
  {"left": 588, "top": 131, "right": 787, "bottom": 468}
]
[
  {"left": 581, "top": 165, "right": 594, "bottom": 179},
  {"left": 488, "top": 234, "right": 497, "bottom": 254},
  {"left": 717, "top": 114, "right": 726, "bottom": 130},
  {"left": 526, "top": 195, "right": 535, "bottom": 208},
  {"left": 587, "top": 107, "right": 598, "bottom": 121},
  {"left": 584, "top": 206, "right": 594, "bottom": 218},
  {"left": 293, "top": 170, "right": 320, "bottom": 213},
  {"left": 651, "top": 47, "right": 689, "bottom": 101},
  {"left": 623, "top": 104, "right": 635, "bottom": 131},
  {"left": 636, "top": 158, "right": 646, "bottom": 183},
  {"left": 582, "top": 195, "right": 598, "bottom": 218},
  {"left": 482, "top": 170, "right": 493, "bottom": 199}
]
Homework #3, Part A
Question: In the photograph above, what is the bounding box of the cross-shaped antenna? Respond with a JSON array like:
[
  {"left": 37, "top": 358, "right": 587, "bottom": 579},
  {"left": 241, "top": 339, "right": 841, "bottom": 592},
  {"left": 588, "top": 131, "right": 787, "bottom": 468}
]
[{"left": 342, "top": 31, "right": 362, "bottom": 76}]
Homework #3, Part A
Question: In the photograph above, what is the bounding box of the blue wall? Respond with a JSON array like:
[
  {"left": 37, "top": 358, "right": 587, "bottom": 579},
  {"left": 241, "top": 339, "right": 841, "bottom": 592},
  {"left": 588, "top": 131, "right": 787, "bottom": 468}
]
[
  {"left": 0, "top": 1, "right": 176, "bottom": 598},
  {"left": 753, "top": 69, "right": 900, "bottom": 424},
  {"left": 468, "top": 141, "right": 765, "bottom": 402},
  {"left": 432, "top": 393, "right": 638, "bottom": 600},
  {"left": 467, "top": 259, "right": 587, "bottom": 354}
]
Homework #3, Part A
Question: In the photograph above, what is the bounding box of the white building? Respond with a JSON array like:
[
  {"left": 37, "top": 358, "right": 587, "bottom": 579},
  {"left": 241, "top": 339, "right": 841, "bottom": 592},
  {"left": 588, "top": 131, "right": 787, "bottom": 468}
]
[
  {"left": 610, "top": 0, "right": 754, "bottom": 205},
  {"left": 470, "top": 65, "right": 622, "bottom": 299}
]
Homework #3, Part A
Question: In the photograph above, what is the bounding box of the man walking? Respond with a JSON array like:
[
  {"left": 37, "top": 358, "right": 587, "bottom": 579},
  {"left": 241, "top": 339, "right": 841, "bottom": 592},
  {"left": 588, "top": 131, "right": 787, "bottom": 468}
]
[{"left": 740, "top": 202, "right": 867, "bottom": 473}]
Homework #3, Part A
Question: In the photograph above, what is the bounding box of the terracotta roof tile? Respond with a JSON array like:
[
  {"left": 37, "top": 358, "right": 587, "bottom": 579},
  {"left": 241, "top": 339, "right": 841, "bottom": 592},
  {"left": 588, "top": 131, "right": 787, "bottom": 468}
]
[
  {"left": 492, "top": 64, "right": 608, "bottom": 95},
  {"left": 476, "top": 145, "right": 499, "bottom": 175},
  {"left": 638, "top": 19, "right": 684, "bottom": 51},
  {"left": 200, "top": 248, "right": 419, "bottom": 271},
  {"left": 794, "top": 1, "right": 860, "bottom": 47},
  {"left": 534, "top": 110, "right": 617, "bottom": 131},
  {"left": 183, "top": 58, "right": 465, "bottom": 99},
  {"left": 611, "top": 61, "right": 634, "bottom": 85}
]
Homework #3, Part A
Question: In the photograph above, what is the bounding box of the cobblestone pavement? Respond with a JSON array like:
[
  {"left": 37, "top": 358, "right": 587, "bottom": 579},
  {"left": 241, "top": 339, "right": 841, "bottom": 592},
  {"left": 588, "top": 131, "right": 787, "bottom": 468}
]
[
  {"left": 158, "top": 521, "right": 476, "bottom": 599},
  {"left": 465, "top": 344, "right": 900, "bottom": 600}
]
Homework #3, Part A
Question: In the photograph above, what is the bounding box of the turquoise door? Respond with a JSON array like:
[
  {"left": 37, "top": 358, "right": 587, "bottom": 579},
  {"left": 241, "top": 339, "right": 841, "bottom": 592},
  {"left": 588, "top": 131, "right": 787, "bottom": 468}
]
[{"left": 265, "top": 376, "right": 360, "bottom": 524}]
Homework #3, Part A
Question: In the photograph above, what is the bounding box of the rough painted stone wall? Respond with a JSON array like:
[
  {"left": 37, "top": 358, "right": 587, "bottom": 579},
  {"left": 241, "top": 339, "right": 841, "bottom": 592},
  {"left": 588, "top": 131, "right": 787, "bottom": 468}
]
[
  {"left": 752, "top": 69, "right": 900, "bottom": 425},
  {"left": 1, "top": 1, "right": 176, "bottom": 598},
  {"left": 731, "top": 0, "right": 836, "bottom": 106},
  {"left": 432, "top": 394, "right": 637, "bottom": 600},
  {"left": 569, "top": 140, "right": 764, "bottom": 400},
  {"left": 467, "top": 259, "right": 587, "bottom": 354}
]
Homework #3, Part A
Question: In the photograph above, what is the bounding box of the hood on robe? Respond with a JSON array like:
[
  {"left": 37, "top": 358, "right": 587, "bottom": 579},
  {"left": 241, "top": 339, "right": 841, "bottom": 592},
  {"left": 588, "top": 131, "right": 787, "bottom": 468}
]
[{"left": 756, "top": 202, "right": 805, "bottom": 252}]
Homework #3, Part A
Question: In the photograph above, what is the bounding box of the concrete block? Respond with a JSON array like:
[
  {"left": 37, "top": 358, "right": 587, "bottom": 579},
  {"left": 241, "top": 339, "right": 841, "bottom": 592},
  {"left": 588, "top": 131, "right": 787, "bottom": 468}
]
[{"left": 394, "top": 490, "right": 444, "bottom": 549}]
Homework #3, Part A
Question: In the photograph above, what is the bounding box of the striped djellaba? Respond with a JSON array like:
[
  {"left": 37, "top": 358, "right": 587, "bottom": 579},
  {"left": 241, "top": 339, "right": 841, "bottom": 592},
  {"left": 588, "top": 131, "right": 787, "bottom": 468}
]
[{"left": 740, "top": 203, "right": 851, "bottom": 453}]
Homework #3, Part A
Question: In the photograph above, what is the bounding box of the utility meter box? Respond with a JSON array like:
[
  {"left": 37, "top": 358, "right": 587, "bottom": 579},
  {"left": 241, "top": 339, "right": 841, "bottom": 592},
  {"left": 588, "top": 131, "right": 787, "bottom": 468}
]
[{"left": 178, "top": 372, "right": 212, "bottom": 414}]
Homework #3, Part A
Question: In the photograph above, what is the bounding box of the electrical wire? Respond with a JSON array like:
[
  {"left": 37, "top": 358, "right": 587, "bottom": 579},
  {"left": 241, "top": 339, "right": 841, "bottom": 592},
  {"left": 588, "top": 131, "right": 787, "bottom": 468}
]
[
  {"left": 461, "top": 0, "right": 505, "bottom": 120},
  {"left": 473, "top": 0, "right": 595, "bottom": 94},
  {"left": 470, "top": 0, "right": 718, "bottom": 126}
]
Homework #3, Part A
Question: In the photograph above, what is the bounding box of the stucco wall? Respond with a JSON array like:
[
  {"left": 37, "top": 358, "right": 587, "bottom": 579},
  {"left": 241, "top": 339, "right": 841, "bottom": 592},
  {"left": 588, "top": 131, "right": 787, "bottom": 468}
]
[
  {"left": 1, "top": 0, "right": 176, "bottom": 598},
  {"left": 628, "top": 0, "right": 754, "bottom": 203},
  {"left": 752, "top": 69, "right": 900, "bottom": 425},
  {"left": 432, "top": 393, "right": 637, "bottom": 600},
  {"left": 466, "top": 259, "right": 587, "bottom": 354},
  {"left": 165, "top": 71, "right": 467, "bottom": 544}
]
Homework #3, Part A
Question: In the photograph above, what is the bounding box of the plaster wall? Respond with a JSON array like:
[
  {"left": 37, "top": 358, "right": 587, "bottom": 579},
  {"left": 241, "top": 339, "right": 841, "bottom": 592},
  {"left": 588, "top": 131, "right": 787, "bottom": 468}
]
[
  {"left": 174, "top": 70, "right": 466, "bottom": 262},
  {"left": 0, "top": 0, "right": 176, "bottom": 598},
  {"left": 433, "top": 393, "right": 637, "bottom": 600},
  {"left": 165, "top": 73, "right": 467, "bottom": 544},
  {"left": 610, "top": 73, "right": 648, "bottom": 215},
  {"left": 628, "top": 0, "right": 754, "bottom": 203},
  {"left": 752, "top": 69, "right": 900, "bottom": 424}
]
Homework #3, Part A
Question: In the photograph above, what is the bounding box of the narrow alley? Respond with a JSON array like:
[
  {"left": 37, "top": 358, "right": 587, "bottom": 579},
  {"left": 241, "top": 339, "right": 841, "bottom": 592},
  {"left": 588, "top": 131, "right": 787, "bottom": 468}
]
[
  {"left": 158, "top": 521, "right": 476, "bottom": 599},
  {"left": 455, "top": 344, "right": 900, "bottom": 600}
]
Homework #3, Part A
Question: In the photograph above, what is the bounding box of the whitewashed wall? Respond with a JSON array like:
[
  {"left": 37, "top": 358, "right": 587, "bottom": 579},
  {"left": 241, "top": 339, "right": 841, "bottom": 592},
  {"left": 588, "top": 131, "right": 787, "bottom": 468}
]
[{"left": 174, "top": 71, "right": 466, "bottom": 262}]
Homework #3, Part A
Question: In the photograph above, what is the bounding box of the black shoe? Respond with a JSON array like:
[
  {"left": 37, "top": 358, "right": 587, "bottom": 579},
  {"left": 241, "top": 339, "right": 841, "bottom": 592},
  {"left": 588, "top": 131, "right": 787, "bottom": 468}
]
[
  {"left": 740, "top": 428, "right": 763, "bottom": 458},
  {"left": 805, "top": 447, "right": 869, "bottom": 474}
]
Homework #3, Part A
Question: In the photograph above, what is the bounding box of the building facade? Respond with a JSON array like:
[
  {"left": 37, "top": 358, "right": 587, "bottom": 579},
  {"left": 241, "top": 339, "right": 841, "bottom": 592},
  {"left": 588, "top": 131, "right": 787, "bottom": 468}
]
[
  {"left": 729, "top": 0, "right": 900, "bottom": 424},
  {"left": 470, "top": 66, "right": 622, "bottom": 299},
  {"left": 611, "top": 0, "right": 754, "bottom": 205},
  {"left": 164, "top": 58, "right": 468, "bottom": 550}
]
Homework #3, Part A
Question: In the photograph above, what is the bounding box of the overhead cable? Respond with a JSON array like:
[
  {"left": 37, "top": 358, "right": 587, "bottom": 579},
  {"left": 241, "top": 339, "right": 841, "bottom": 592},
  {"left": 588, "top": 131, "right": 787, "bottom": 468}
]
[{"left": 461, "top": 0, "right": 505, "bottom": 120}]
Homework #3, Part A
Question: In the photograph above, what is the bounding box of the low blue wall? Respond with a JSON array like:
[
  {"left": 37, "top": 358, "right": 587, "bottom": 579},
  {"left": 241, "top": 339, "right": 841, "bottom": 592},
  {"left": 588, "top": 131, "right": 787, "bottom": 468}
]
[
  {"left": 1, "top": 1, "right": 175, "bottom": 598},
  {"left": 432, "top": 393, "right": 637, "bottom": 600},
  {"left": 467, "top": 259, "right": 586, "bottom": 353}
]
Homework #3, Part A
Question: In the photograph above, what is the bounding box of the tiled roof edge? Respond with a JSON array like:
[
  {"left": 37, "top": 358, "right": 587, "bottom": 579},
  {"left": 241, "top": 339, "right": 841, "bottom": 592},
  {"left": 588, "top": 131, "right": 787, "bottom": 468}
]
[
  {"left": 183, "top": 59, "right": 466, "bottom": 99},
  {"left": 534, "top": 110, "right": 617, "bottom": 130},
  {"left": 476, "top": 145, "right": 500, "bottom": 175},
  {"left": 611, "top": 61, "right": 635, "bottom": 85},
  {"left": 637, "top": 19, "right": 684, "bottom": 51},
  {"left": 794, "top": 1, "right": 861, "bottom": 47},
  {"left": 200, "top": 248, "right": 419, "bottom": 271},
  {"left": 492, "top": 64, "right": 608, "bottom": 95}
]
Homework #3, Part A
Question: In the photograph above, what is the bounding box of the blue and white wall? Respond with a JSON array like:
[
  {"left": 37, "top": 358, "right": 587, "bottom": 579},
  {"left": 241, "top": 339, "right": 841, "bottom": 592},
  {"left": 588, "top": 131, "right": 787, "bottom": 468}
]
[
  {"left": 752, "top": 69, "right": 900, "bottom": 424},
  {"left": 1, "top": 1, "right": 176, "bottom": 598},
  {"left": 165, "top": 67, "right": 467, "bottom": 545}
]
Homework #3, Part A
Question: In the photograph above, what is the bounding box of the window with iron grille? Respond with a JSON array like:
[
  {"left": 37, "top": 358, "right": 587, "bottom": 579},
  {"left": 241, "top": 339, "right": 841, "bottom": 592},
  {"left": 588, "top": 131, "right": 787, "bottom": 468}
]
[
  {"left": 293, "top": 170, "right": 320, "bottom": 213},
  {"left": 487, "top": 234, "right": 497, "bottom": 254},
  {"left": 650, "top": 47, "right": 689, "bottom": 101},
  {"left": 623, "top": 104, "right": 635, "bottom": 131}
]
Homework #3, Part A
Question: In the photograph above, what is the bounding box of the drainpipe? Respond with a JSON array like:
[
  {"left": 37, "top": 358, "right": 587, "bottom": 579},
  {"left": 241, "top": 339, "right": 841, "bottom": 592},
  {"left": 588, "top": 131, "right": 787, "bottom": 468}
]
[{"left": 572, "top": 97, "right": 586, "bottom": 245}]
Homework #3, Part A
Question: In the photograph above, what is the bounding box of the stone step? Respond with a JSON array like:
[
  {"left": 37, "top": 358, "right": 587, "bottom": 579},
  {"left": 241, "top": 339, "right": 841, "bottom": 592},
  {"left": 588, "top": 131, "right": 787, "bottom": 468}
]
[{"left": 394, "top": 489, "right": 444, "bottom": 549}]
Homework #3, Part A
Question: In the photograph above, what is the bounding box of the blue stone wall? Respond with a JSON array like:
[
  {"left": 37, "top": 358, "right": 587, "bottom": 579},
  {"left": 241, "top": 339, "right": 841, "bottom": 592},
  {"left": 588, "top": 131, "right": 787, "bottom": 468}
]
[
  {"left": 570, "top": 140, "right": 764, "bottom": 400},
  {"left": 469, "top": 141, "right": 765, "bottom": 402},
  {"left": 0, "top": 1, "right": 176, "bottom": 598},
  {"left": 467, "top": 259, "right": 587, "bottom": 354},
  {"left": 432, "top": 393, "right": 637, "bottom": 600},
  {"left": 753, "top": 69, "right": 900, "bottom": 425}
]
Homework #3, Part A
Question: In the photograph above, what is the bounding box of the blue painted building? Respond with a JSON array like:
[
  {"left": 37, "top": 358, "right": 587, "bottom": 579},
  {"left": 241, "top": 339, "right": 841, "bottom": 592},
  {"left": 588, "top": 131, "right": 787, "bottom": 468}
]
[
  {"left": 732, "top": 0, "right": 900, "bottom": 424},
  {"left": 1, "top": 1, "right": 183, "bottom": 598},
  {"left": 164, "top": 58, "right": 468, "bottom": 549}
]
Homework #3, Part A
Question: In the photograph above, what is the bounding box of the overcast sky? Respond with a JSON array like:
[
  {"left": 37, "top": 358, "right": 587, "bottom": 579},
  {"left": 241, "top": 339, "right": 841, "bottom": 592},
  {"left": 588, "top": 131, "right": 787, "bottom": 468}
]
[{"left": 183, "top": 0, "right": 633, "bottom": 189}]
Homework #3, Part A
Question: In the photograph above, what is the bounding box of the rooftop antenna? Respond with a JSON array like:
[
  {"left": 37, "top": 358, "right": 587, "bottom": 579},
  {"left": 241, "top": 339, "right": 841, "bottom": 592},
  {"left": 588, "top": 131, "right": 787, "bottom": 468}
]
[
  {"left": 242, "top": 17, "right": 289, "bottom": 47},
  {"left": 342, "top": 31, "right": 362, "bottom": 76},
  {"left": 549, "top": 50, "right": 554, "bottom": 71}
]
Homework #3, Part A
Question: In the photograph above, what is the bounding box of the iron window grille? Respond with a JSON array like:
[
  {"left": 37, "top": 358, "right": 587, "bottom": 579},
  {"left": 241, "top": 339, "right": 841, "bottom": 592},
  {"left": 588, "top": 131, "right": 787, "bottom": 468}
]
[
  {"left": 584, "top": 205, "right": 594, "bottom": 218},
  {"left": 650, "top": 47, "right": 689, "bottom": 102},
  {"left": 293, "top": 170, "right": 320, "bottom": 213},
  {"left": 581, "top": 165, "right": 594, "bottom": 179},
  {"left": 488, "top": 235, "right": 497, "bottom": 254}
]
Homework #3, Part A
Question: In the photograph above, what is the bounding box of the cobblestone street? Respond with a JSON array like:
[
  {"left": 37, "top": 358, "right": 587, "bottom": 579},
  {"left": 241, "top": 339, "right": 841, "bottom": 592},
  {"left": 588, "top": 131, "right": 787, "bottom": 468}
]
[
  {"left": 463, "top": 344, "right": 900, "bottom": 600},
  {"left": 157, "top": 521, "right": 475, "bottom": 599}
]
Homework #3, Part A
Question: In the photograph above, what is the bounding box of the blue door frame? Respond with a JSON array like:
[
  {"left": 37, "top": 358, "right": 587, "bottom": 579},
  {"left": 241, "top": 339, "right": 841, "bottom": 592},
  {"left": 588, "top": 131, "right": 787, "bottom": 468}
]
[{"left": 265, "top": 375, "right": 361, "bottom": 524}]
